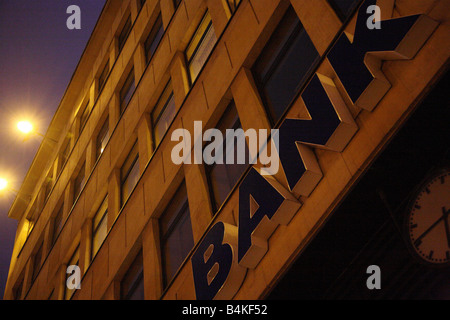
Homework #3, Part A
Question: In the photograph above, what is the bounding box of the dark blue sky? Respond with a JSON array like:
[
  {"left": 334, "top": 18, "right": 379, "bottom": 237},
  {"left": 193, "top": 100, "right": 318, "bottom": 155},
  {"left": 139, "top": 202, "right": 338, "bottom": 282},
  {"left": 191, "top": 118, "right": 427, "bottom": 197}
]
[{"left": 0, "top": 0, "right": 106, "bottom": 299}]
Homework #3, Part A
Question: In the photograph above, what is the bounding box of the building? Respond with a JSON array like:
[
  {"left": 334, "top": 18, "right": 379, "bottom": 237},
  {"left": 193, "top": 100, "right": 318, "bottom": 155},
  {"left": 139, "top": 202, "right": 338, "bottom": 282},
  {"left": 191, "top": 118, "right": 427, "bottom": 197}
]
[{"left": 4, "top": 0, "right": 449, "bottom": 300}]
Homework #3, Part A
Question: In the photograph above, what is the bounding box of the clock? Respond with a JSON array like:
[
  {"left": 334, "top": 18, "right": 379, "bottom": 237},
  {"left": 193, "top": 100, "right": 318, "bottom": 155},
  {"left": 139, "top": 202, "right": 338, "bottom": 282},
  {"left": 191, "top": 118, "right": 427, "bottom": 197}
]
[{"left": 405, "top": 168, "right": 450, "bottom": 266}]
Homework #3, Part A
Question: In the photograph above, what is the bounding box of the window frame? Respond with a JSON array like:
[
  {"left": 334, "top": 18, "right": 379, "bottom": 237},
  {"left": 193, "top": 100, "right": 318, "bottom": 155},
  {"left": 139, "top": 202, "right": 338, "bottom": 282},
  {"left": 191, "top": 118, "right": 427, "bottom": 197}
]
[
  {"left": 144, "top": 14, "right": 164, "bottom": 65},
  {"left": 118, "top": 14, "right": 132, "bottom": 53},
  {"left": 151, "top": 82, "right": 176, "bottom": 148},
  {"left": 119, "top": 68, "right": 136, "bottom": 115},
  {"left": 120, "top": 142, "right": 140, "bottom": 206},
  {"left": 96, "top": 117, "right": 110, "bottom": 160},
  {"left": 91, "top": 196, "right": 108, "bottom": 260},
  {"left": 159, "top": 182, "right": 194, "bottom": 288},
  {"left": 185, "top": 11, "right": 217, "bottom": 85},
  {"left": 120, "top": 250, "right": 144, "bottom": 300}
]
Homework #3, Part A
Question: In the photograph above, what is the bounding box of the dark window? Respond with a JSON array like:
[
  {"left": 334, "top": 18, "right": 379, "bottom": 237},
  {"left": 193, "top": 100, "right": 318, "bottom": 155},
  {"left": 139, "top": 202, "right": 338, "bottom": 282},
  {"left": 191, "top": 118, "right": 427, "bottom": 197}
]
[
  {"left": 92, "top": 196, "right": 108, "bottom": 260},
  {"left": 252, "top": 6, "right": 320, "bottom": 125},
  {"left": 227, "top": 0, "right": 241, "bottom": 13},
  {"left": 121, "top": 251, "right": 144, "bottom": 300},
  {"left": 43, "top": 175, "right": 52, "bottom": 202},
  {"left": 174, "top": 0, "right": 181, "bottom": 9},
  {"left": 120, "top": 69, "right": 135, "bottom": 114},
  {"left": 60, "top": 138, "right": 71, "bottom": 170},
  {"left": 73, "top": 163, "right": 85, "bottom": 203},
  {"left": 52, "top": 204, "right": 64, "bottom": 245},
  {"left": 98, "top": 60, "right": 110, "bottom": 94},
  {"left": 327, "top": 0, "right": 362, "bottom": 20},
  {"left": 121, "top": 142, "right": 140, "bottom": 206},
  {"left": 79, "top": 101, "right": 90, "bottom": 135},
  {"left": 144, "top": 14, "right": 164, "bottom": 64},
  {"left": 185, "top": 11, "right": 217, "bottom": 84},
  {"left": 31, "top": 242, "right": 43, "bottom": 281},
  {"left": 118, "top": 15, "right": 132, "bottom": 52},
  {"left": 205, "top": 102, "right": 249, "bottom": 211},
  {"left": 160, "top": 182, "right": 194, "bottom": 287},
  {"left": 96, "top": 118, "right": 110, "bottom": 160},
  {"left": 151, "top": 82, "right": 176, "bottom": 148},
  {"left": 64, "top": 247, "right": 79, "bottom": 300},
  {"left": 14, "top": 277, "right": 23, "bottom": 300}
]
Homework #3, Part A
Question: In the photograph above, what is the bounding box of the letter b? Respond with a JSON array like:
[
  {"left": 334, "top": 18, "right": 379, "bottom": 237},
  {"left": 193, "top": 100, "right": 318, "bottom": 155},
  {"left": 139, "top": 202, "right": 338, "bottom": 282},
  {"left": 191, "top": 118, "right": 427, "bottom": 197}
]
[{"left": 191, "top": 222, "right": 246, "bottom": 300}]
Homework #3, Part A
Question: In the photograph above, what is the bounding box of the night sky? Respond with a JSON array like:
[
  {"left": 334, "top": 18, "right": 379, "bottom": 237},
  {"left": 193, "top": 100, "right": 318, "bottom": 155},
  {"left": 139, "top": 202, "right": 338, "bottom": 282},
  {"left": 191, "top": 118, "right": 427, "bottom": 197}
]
[{"left": 0, "top": 0, "right": 106, "bottom": 299}]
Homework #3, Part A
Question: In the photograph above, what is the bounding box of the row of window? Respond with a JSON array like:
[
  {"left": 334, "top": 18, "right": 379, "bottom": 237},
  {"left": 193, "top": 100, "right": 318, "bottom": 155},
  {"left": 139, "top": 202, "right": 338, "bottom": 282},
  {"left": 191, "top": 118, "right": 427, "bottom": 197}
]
[{"left": 15, "top": 0, "right": 361, "bottom": 300}]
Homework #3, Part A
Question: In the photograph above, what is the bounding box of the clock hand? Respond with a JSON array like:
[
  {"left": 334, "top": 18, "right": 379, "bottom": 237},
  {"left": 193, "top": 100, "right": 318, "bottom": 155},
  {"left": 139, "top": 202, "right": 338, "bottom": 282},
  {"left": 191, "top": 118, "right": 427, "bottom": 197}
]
[{"left": 414, "top": 207, "right": 448, "bottom": 245}]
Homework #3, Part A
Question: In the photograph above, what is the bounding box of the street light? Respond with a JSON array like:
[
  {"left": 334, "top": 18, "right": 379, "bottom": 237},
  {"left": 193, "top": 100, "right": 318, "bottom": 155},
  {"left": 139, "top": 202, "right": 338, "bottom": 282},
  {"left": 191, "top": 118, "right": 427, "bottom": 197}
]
[
  {"left": 16, "top": 120, "right": 57, "bottom": 143},
  {"left": 0, "top": 178, "right": 8, "bottom": 191},
  {"left": 17, "top": 121, "right": 34, "bottom": 135}
]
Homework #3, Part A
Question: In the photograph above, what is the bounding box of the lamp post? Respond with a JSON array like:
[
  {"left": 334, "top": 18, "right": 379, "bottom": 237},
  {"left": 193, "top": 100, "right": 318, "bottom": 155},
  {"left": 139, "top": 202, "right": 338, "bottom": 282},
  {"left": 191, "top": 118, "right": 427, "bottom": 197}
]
[{"left": 16, "top": 120, "right": 57, "bottom": 143}]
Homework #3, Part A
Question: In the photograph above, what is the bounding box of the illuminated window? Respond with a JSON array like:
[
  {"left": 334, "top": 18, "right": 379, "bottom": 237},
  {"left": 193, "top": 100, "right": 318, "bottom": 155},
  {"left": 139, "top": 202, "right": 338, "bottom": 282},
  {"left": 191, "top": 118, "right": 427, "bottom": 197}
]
[
  {"left": 185, "top": 11, "right": 217, "bottom": 84},
  {"left": 160, "top": 182, "right": 193, "bottom": 287},
  {"left": 327, "top": 0, "right": 362, "bottom": 20},
  {"left": 144, "top": 14, "right": 164, "bottom": 64},
  {"left": 252, "top": 6, "right": 320, "bottom": 124},
  {"left": 120, "top": 250, "right": 144, "bottom": 300},
  {"left": 120, "top": 69, "right": 135, "bottom": 114},
  {"left": 92, "top": 196, "right": 108, "bottom": 260},
  {"left": 205, "top": 102, "right": 249, "bottom": 212},
  {"left": 121, "top": 142, "right": 139, "bottom": 206},
  {"left": 151, "top": 82, "right": 176, "bottom": 148},
  {"left": 96, "top": 117, "right": 110, "bottom": 160},
  {"left": 118, "top": 15, "right": 132, "bottom": 52},
  {"left": 64, "top": 246, "right": 79, "bottom": 300}
]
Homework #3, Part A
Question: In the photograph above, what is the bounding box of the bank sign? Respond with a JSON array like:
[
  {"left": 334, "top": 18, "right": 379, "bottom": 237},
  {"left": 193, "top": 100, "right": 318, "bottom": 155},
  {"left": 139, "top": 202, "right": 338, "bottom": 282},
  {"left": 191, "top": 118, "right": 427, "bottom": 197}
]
[{"left": 191, "top": 0, "right": 437, "bottom": 300}]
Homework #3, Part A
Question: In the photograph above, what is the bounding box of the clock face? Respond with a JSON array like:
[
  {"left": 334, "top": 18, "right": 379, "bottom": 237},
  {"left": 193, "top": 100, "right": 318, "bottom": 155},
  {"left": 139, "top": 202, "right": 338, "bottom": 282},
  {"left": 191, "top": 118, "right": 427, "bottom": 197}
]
[{"left": 407, "top": 168, "right": 450, "bottom": 266}]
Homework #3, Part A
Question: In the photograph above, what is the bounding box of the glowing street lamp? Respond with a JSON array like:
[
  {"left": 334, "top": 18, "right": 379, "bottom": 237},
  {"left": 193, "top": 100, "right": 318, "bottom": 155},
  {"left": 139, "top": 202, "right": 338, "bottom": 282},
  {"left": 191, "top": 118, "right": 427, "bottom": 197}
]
[
  {"left": 16, "top": 120, "right": 57, "bottom": 143},
  {"left": 17, "top": 121, "right": 34, "bottom": 135},
  {"left": 0, "top": 178, "right": 8, "bottom": 191}
]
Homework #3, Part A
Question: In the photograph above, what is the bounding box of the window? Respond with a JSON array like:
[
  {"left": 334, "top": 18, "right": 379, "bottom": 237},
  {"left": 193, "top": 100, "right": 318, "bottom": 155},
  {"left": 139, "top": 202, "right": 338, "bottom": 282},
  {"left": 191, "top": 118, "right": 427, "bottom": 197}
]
[
  {"left": 42, "top": 174, "right": 53, "bottom": 203},
  {"left": 73, "top": 163, "right": 85, "bottom": 204},
  {"left": 252, "top": 6, "right": 320, "bottom": 124},
  {"left": 151, "top": 82, "right": 176, "bottom": 148},
  {"left": 92, "top": 196, "right": 108, "bottom": 260},
  {"left": 185, "top": 11, "right": 217, "bottom": 84},
  {"left": 14, "top": 277, "right": 24, "bottom": 300},
  {"left": 31, "top": 241, "right": 44, "bottom": 282},
  {"left": 79, "top": 101, "right": 90, "bottom": 135},
  {"left": 327, "top": 0, "right": 362, "bottom": 20},
  {"left": 174, "top": 0, "right": 181, "bottom": 9},
  {"left": 205, "top": 102, "right": 249, "bottom": 211},
  {"left": 118, "top": 15, "right": 132, "bottom": 52},
  {"left": 98, "top": 60, "right": 110, "bottom": 94},
  {"left": 52, "top": 204, "right": 64, "bottom": 245},
  {"left": 160, "top": 182, "right": 194, "bottom": 287},
  {"left": 96, "top": 117, "right": 110, "bottom": 160},
  {"left": 120, "top": 69, "right": 135, "bottom": 114},
  {"left": 144, "top": 14, "right": 164, "bottom": 64},
  {"left": 64, "top": 246, "right": 79, "bottom": 300},
  {"left": 121, "top": 142, "right": 139, "bottom": 206},
  {"left": 120, "top": 251, "right": 144, "bottom": 300},
  {"left": 60, "top": 138, "right": 71, "bottom": 170},
  {"left": 227, "top": 0, "right": 241, "bottom": 13}
]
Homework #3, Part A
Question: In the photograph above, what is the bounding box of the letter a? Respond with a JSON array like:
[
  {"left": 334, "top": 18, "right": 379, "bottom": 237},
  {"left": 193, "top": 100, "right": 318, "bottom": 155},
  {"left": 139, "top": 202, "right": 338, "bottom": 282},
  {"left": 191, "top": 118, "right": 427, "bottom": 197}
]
[
  {"left": 66, "top": 5, "right": 81, "bottom": 30},
  {"left": 366, "top": 265, "right": 381, "bottom": 290}
]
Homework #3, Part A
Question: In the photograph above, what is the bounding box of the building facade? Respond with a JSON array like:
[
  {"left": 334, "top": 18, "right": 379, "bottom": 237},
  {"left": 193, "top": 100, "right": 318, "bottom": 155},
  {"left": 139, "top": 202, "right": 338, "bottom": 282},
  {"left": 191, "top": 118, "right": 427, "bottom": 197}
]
[{"left": 4, "top": 0, "right": 450, "bottom": 300}]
